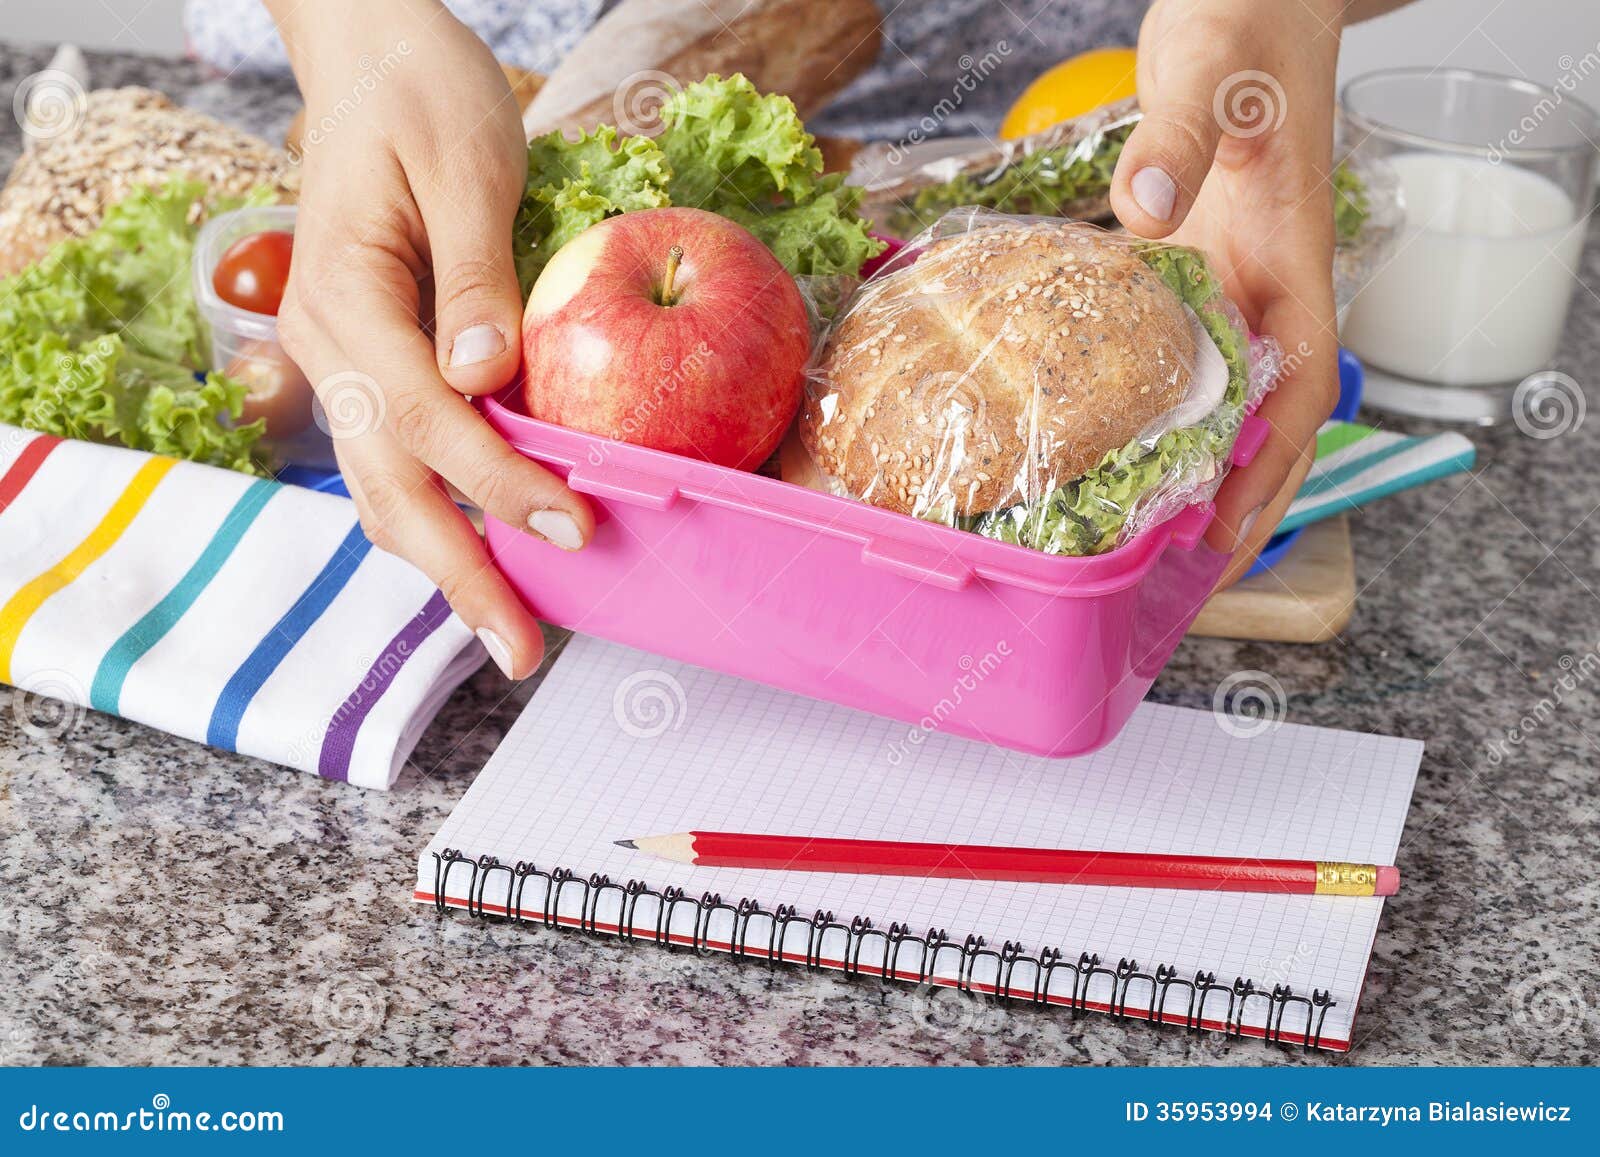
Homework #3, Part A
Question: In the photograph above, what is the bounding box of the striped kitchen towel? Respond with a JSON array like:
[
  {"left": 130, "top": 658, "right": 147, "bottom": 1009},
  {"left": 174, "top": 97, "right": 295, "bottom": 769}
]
[
  {"left": 0, "top": 426, "right": 484, "bottom": 789},
  {"left": 1277, "top": 421, "right": 1477, "bottom": 535}
]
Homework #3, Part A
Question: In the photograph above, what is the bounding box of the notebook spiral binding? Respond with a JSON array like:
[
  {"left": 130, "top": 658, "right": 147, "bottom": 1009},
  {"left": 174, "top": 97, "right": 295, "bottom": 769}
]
[{"left": 432, "top": 849, "right": 1335, "bottom": 1050}]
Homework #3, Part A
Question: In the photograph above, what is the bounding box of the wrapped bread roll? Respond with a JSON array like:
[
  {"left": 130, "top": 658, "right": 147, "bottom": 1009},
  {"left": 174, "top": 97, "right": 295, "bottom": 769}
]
[
  {"left": 803, "top": 222, "right": 1198, "bottom": 518},
  {"left": 797, "top": 212, "right": 1276, "bottom": 556}
]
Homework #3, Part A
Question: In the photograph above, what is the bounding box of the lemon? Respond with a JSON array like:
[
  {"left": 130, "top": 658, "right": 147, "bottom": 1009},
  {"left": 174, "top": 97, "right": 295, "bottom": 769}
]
[{"left": 999, "top": 47, "right": 1138, "bottom": 140}]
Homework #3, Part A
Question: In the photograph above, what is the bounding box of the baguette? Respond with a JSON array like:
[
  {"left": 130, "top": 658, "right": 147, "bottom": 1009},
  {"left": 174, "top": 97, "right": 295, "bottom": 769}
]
[{"left": 521, "top": 0, "right": 882, "bottom": 137}]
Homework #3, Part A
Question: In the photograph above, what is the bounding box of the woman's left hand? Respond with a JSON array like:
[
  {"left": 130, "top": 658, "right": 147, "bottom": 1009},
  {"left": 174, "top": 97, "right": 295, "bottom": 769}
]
[{"left": 1112, "top": 0, "right": 1345, "bottom": 585}]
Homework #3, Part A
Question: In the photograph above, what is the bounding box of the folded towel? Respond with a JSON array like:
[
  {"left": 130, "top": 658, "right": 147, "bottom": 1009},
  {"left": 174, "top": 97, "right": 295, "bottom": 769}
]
[
  {"left": 1277, "top": 421, "right": 1477, "bottom": 536},
  {"left": 0, "top": 427, "right": 484, "bottom": 788}
]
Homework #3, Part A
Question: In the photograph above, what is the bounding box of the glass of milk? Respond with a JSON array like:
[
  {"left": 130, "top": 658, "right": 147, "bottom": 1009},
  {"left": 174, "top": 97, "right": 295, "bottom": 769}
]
[{"left": 1340, "top": 69, "right": 1597, "bottom": 423}]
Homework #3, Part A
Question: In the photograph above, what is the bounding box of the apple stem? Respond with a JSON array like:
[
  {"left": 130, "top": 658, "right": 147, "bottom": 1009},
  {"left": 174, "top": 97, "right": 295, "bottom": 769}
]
[{"left": 660, "top": 245, "right": 684, "bottom": 306}]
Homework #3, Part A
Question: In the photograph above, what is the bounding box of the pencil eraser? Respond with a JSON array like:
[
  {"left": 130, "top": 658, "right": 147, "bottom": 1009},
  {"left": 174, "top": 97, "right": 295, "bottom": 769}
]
[{"left": 1375, "top": 866, "right": 1400, "bottom": 896}]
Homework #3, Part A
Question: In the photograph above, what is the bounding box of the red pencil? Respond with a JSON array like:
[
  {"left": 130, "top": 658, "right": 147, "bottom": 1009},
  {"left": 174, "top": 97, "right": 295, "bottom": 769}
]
[{"left": 616, "top": 831, "right": 1400, "bottom": 897}]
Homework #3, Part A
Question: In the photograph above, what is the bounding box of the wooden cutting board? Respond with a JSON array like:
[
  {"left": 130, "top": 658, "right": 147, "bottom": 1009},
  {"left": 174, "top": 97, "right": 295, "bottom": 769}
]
[{"left": 1188, "top": 515, "right": 1356, "bottom": 642}]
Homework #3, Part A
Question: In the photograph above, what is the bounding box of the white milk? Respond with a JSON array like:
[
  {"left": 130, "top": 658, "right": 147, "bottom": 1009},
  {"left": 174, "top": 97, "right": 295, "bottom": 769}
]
[{"left": 1343, "top": 153, "right": 1587, "bottom": 386}]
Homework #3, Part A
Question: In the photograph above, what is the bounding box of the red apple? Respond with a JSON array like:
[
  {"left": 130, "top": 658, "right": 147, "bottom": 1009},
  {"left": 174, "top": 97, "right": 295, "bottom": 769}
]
[{"left": 521, "top": 207, "right": 810, "bottom": 471}]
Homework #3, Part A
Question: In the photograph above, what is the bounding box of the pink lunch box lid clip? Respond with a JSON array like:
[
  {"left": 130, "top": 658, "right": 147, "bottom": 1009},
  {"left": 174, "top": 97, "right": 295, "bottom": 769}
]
[{"left": 1231, "top": 414, "right": 1271, "bottom": 468}]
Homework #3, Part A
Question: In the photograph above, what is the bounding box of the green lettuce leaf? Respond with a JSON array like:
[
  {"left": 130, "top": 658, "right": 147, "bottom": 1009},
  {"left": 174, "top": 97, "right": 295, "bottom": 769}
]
[
  {"left": 0, "top": 331, "right": 259, "bottom": 475},
  {"left": 884, "top": 127, "right": 1370, "bottom": 252},
  {"left": 513, "top": 125, "right": 672, "bottom": 293},
  {"left": 0, "top": 179, "right": 267, "bottom": 472},
  {"left": 886, "top": 124, "right": 1132, "bottom": 238},
  {"left": 1332, "top": 161, "right": 1370, "bottom": 246},
  {"left": 92, "top": 181, "right": 211, "bottom": 365},
  {"left": 656, "top": 73, "right": 822, "bottom": 210},
  {"left": 513, "top": 74, "right": 881, "bottom": 292},
  {"left": 719, "top": 174, "right": 877, "bottom": 278}
]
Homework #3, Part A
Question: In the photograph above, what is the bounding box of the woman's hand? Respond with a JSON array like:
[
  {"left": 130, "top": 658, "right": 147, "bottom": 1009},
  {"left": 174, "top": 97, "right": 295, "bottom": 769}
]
[
  {"left": 1112, "top": 0, "right": 1346, "bottom": 585},
  {"left": 268, "top": 0, "right": 593, "bottom": 678}
]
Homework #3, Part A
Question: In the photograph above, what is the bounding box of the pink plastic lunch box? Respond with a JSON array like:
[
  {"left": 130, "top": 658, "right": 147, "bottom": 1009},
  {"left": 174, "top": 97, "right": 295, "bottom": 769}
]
[{"left": 480, "top": 389, "right": 1269, "bottom": 758}]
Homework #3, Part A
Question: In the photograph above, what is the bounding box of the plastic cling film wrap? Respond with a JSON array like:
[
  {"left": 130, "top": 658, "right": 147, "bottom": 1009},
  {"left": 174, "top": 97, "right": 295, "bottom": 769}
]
[
  {"left": 1331, "top": 150, "right": 1402, "bottom": 314},
  {"left": 851, "top": 98, "right": 1140, "bottom": 240},
  {"left": 793, "top": 211, "right": 1282, "bottom": 556},
  {"left": 851, "top": 98, "right": 1398, "bottom": 305}
]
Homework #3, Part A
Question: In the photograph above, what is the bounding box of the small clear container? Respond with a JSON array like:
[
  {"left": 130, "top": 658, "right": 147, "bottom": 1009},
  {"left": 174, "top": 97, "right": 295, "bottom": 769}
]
[{"left": 192, "top": 204, "right": 333, "bottom": 468}]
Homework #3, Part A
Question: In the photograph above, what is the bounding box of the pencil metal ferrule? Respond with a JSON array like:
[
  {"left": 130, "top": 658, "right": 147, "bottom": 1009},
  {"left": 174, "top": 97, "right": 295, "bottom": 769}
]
[{"left": 1314, "top": 861, "right": 1378, "bottom": 896}]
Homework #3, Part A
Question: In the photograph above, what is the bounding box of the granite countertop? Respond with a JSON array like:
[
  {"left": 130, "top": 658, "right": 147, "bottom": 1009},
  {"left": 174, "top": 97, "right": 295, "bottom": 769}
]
[{"left": 1, "top": 43, "right": 1597, "bottom": 1068}]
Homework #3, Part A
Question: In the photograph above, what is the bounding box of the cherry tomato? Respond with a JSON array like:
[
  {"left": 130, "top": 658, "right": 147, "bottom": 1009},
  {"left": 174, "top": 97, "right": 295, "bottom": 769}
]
[{"left": 212, "top": 230, "right": 294, "bottom": 316}]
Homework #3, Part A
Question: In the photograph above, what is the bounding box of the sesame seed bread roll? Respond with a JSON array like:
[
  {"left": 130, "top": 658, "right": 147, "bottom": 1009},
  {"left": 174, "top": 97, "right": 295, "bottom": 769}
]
[
  {"left": 800, "top": 220, "right": 1197, "bottom": 519},
  {"left": 0, "top": 87, "right": 298, "bottom": 277}
]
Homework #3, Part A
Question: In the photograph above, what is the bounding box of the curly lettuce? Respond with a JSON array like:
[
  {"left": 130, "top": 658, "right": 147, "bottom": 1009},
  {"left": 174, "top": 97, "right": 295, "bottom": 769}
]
[
  {"left": 0, "top": 179, "right": 267, "bottom": 473},
  {"left": 1333, "top": 161, "right": 1371, "bottom": 246},
  {"left": 656, "top": 72, "right": 822, "bottom": 208},
  {"left": 512, "top": 125, "right": 673, "bottom": 293},
  {"left": 885, "top": 126, "right": 1371, "bottom": 253},
  {"left": 514, "top": 74, "right": 881, "bottom": 293},
  {"left": 887, "top": 123, "right": 1132, "bottom": 239}
]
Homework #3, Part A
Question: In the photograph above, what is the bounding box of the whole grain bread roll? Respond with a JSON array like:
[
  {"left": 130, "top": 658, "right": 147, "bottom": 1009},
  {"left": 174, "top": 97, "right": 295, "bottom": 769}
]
[
  {"left": 801, "top": 221, "right": 1198, "bottom": 518},
  {"left": 0, "top": 87, "right": 298, "bottom": 277}
]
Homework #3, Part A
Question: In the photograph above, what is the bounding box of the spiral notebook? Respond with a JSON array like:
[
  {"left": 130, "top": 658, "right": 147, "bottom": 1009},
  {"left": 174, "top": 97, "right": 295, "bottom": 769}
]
[{"left": 415, "top": 634, "right": 1422, "bottom": 1052}]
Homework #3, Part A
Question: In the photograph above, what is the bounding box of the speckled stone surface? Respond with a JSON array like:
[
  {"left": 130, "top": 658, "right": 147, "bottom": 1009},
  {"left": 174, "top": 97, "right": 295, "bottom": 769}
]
[{"left": 1, "top": 43, "right": 1598, "bottom": 1067}]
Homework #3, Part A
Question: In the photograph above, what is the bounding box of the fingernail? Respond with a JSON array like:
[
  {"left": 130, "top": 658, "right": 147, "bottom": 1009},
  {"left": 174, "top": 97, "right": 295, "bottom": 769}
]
[
  {"left": 1131, "top": 166, "right": 1177, "bottom": 222},
  {"left": 1236, "top": 504, "right": 1265, "bottom": 549},
  {"left": 448, "top": 323, "right": 506, "bottom": 368},
  {"left": 476, "top": 627, "right": 516, "bottom": 679},
  {"left": 529, "top": 508, "right": 584, "bottom": 551}
]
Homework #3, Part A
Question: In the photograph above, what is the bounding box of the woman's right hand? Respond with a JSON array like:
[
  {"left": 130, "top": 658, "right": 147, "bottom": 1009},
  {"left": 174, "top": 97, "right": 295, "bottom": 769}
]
[{"left": 267, "top": 0, "right": 592, "bottom": 679}]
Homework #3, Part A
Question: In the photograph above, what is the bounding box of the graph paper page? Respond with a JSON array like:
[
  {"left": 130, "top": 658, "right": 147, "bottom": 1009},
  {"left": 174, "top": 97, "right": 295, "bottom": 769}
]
[{"left": 419, "top": 634, "right": 1422, "bottom": 1049}]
